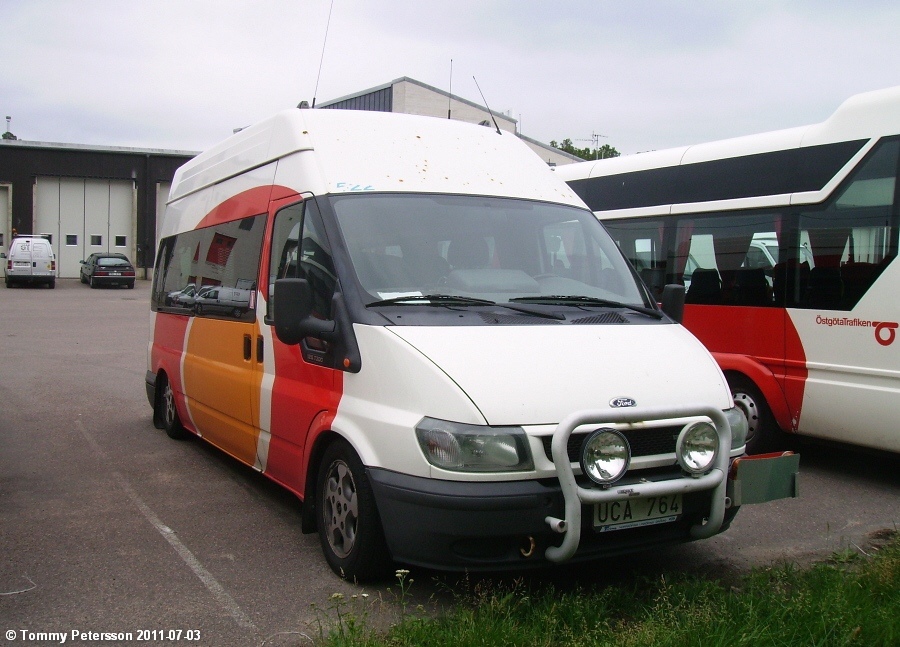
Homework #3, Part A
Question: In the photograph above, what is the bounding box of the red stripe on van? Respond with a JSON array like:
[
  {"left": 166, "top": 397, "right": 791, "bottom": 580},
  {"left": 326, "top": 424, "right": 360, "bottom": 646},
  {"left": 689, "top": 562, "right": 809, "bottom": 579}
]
[
  {"left": 150, "top": 312, "right": 193, "bottom": 431},
  {"left": 195, "top": 186, "right": 274, "bottom": 229},
  {"left": 264, "top": 341, "right": 343, "bottom": 497}
]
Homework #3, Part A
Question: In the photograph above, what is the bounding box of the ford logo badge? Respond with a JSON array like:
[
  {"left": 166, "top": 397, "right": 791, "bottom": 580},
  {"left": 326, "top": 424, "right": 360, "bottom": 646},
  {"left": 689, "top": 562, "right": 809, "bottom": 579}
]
[{"left": 609, "top": 397, "right": 637, "bottom": 408}]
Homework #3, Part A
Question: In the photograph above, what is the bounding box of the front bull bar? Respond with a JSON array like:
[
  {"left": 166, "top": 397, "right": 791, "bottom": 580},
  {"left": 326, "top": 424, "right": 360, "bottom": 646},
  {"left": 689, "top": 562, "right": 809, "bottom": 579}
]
[{"left": 545, "top": 405, "right": 731, "bottom": 563}]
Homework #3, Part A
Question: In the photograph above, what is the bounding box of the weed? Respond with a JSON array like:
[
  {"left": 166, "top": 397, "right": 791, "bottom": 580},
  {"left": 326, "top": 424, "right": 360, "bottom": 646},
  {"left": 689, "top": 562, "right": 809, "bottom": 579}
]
[{"left": 315, "top": 533, "right": 900, "bottom": 647}]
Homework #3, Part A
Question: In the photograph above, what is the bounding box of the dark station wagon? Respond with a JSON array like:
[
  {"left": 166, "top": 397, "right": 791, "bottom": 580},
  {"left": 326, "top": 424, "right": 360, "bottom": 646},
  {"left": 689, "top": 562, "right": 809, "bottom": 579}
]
[{"left": 80, "top": 253, "right": 136, "bottom": 289}]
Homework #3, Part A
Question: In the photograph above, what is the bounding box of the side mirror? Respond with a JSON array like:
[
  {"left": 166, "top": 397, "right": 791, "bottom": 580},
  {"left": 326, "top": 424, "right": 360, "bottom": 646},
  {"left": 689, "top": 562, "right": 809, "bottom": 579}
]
[
  {"left": 273, "top": 278, "right": 336, "bottom": 345},
  {"left": 660, "top": 284, "right": 685, "bottom": 323}
]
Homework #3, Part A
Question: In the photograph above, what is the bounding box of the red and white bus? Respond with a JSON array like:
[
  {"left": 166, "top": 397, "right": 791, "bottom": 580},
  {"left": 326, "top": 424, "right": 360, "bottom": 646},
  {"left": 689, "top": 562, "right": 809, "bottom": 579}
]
[{"left": 556, "top": 86, "right": 900, "bottom": 454}]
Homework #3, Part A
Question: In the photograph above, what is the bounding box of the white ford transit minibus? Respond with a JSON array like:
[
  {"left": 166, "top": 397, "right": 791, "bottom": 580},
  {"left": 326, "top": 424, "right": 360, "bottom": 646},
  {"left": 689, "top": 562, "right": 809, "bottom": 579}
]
[{"left": 147, "top": 108, "right": 797, "bottom": 580}]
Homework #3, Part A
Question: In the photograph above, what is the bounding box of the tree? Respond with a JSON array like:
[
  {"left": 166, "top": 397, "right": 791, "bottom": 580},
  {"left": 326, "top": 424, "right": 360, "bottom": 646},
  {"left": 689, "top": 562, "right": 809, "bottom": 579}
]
[{"left": 550, "top": 138, "right": 619, "bottom": 161}]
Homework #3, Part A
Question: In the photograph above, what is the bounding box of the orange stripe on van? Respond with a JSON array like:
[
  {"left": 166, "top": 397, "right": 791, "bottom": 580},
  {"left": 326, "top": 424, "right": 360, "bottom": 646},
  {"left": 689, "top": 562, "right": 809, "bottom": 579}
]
[{"left": 183, "top": 317, "right": 261, "bottom": 465}]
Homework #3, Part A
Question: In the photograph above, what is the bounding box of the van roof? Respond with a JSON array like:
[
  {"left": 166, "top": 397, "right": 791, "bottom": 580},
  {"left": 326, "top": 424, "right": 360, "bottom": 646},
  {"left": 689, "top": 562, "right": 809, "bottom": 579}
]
[
  {"left": 169, "top": 109, "right": 584, "bottom": 208},
  {"left": 11, "top": 234, "right": 52, "bottom": 242}
]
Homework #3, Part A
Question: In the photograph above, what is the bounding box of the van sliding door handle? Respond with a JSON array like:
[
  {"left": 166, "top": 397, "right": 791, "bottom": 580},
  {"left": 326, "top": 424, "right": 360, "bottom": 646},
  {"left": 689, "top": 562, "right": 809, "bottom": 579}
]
[{"left": 243, "top": 334, "right": 252, "bottom": 360}]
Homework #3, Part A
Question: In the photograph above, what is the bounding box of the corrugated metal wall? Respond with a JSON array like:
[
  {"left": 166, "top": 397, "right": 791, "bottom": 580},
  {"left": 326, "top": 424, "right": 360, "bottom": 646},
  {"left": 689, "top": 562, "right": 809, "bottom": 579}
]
[{"left": 319, "top": 86, "right": 392, "bottom": 112}]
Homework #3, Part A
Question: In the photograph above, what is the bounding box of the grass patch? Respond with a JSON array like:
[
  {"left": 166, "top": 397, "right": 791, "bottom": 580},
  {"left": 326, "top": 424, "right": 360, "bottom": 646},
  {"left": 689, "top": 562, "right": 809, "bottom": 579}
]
[{"left": 316, "top": 531, "right": 900, "bottom": 647}]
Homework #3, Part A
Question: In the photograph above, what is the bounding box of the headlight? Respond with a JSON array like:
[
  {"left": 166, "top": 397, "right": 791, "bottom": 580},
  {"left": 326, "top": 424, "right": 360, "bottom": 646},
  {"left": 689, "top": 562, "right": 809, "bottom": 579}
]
[
  {"left": 724, "top": 406, "right": 748, "bottom": 450},
  {"left": 580, "top": 428, "right": 630, "bottom": 486},
  {"left": 415, "top": 418, "right": 534, "bottom": 472},
  {"left": 677, "top": 421, "right": 719, "bottom": 475}
]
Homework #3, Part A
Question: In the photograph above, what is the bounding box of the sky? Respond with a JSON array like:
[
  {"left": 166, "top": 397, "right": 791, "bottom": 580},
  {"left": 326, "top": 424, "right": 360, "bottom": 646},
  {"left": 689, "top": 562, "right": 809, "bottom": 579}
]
[{"left": 2, "top": 1, "right": 899, "bottom": 156}]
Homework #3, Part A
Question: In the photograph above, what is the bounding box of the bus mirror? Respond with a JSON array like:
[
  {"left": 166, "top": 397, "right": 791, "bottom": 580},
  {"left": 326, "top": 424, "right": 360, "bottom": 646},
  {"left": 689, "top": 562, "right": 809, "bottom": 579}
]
[
  {"left": 273, "top": 278, "right": 336, "bottom": 345},
  {"left": 660, "top": 284, "right": 685, "bottom": 323}
]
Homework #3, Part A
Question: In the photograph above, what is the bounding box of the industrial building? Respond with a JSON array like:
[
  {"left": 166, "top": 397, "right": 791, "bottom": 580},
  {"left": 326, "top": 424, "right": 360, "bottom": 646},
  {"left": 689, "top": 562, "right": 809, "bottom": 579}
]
[
  {"left": 0, "top": 77, "right": 579, "bottom": 278},
  {"left": 0, "top": 141, "right": 192, "bottom": 278}
]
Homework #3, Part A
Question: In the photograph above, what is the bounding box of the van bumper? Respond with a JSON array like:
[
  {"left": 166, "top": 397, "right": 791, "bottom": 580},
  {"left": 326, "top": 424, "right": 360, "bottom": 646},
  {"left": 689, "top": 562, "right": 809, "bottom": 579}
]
[
  {"left": 367, "top": 467, "right": 737, "bottom": 571},
  {"left": 6, "top": 271, "right": 55, "bottom": 284}
]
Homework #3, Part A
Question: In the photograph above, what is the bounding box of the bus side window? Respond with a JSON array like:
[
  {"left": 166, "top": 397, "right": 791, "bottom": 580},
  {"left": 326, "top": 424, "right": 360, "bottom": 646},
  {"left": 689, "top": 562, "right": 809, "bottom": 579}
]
[{"left": 798, "top": 137, "right": 899, "bottom": 310}]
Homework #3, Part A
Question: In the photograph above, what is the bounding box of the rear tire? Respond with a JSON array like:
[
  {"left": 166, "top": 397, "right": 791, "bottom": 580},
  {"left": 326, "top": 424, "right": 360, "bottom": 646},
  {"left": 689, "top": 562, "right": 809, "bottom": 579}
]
[
  {"left": 729, "top": 374, "right": 782, "bottom": 454},
  {"left": 90, "top": 276, "right": 97, "bottom": 289},
  {"left": 157, "top": 374, "right": 189, "bottom": 440},
  {"left": 317, "top": 439, "right": 392, "bottom": 581}
]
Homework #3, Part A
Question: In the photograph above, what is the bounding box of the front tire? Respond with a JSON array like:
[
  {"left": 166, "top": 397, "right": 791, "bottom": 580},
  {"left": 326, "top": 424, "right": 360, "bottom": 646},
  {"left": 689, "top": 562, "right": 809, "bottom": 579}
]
[
  {"left": 729, "top": 374, "right": 782, "bottom": 454},
  {"left": 317, "top": 440, "right": 391, "bottom": 581}
]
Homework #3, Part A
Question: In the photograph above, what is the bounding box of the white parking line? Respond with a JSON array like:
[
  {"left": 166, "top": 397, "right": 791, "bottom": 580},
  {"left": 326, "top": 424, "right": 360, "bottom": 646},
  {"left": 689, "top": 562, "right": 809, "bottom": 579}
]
[{"left": 75, "top": 419, "right": 256, "bottom": 630}]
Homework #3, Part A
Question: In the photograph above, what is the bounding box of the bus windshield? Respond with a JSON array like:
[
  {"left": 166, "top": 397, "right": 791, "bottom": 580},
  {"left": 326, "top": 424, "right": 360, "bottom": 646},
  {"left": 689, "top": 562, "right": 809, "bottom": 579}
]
[{"left": 329, "top": 194, "right": 649, "bottom": 308}]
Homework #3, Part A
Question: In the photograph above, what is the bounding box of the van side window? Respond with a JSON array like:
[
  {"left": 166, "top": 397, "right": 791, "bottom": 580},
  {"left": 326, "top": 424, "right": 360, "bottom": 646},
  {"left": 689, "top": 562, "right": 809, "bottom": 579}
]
[
  {"left": 153, "top": 213, "right": 266, "bottom": 320},
  {"left": 268, "top": 201, "right": 336, "bottom": 322}
]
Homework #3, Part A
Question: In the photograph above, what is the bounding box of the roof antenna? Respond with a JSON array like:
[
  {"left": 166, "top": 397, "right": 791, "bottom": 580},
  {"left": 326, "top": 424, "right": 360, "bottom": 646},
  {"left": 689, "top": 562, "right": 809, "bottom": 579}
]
[
  {"left": 472, "top": 76, "right": 502, "bottom": 135},
  {"left": 311, "top": 0, "right": 336, "bottom": 108},
  {"left": 447, "top": 59, "right": 453, "bottom": 119}
]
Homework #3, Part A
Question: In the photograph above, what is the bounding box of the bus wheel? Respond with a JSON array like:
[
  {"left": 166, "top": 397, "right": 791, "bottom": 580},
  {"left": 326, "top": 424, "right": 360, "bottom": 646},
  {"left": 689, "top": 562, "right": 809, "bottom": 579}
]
[
  {"left": 729, "top": 375, "right": 781, "bottom": 454},
  {"left": 317, "top": 440, "right": 391, "bottom": 581},
  {"left": 158, "top": 374, "right": 188, "bottom": 440}
]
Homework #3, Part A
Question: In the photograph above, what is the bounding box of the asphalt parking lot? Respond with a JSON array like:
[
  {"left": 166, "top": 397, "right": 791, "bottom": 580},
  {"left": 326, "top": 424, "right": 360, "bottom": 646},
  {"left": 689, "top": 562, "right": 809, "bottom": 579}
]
[{"left": 2, "top": 279, "right": 899, "bottom": 646}]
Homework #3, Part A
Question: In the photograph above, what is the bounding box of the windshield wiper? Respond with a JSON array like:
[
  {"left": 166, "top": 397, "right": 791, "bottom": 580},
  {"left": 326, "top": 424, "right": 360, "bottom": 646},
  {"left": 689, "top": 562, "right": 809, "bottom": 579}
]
[
  {"left": 509, "top": 295, "right": 664, "bottom": 319},
  {"left": 366, "top": 294, "right": 565, "bottom": 320},
  {"left": 367, "top": 294, "right": 497, "bottom": 307}
]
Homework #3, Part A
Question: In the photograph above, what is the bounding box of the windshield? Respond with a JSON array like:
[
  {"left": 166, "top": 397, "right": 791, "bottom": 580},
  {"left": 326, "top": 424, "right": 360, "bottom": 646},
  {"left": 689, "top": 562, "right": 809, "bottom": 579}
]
[{"left": 330, "top": 194, "right": 648, "bottom": 307}]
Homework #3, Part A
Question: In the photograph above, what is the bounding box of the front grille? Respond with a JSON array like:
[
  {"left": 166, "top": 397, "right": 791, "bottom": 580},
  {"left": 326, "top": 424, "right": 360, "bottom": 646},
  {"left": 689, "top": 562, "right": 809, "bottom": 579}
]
[{"left": 541, "top": 425, "right": 680, "bottom": 463}]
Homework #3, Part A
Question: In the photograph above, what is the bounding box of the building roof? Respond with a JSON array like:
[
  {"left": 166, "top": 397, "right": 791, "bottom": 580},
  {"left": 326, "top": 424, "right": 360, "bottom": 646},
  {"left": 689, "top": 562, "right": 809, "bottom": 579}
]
[
  {"left": 0, "top": 138, "right": 197, "bottom": 158},
  {"left": 318, "top": 76, "right": 516, "bottom": 125},
  {"left": 317, "top": 76, "right": 581, "bottom": 163}
]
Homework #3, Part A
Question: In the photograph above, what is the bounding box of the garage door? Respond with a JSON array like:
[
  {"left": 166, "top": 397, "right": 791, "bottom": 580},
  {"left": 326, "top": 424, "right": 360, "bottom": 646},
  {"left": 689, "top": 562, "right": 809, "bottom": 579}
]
[{"left": 35, "top": 177, "right": 135, "bottom": 278}]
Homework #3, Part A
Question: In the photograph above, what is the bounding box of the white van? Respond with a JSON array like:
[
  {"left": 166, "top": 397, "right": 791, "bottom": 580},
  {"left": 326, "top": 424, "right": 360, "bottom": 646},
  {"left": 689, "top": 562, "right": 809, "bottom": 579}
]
[
  {"left": 5, "top": 235, "right": 57, "bottom": 288},
  {"left": 193, "top": 286, "right": 254, "bottom": 318},
  {"left": 147, "top": 109, "right": 797, "bottom": 580}
]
